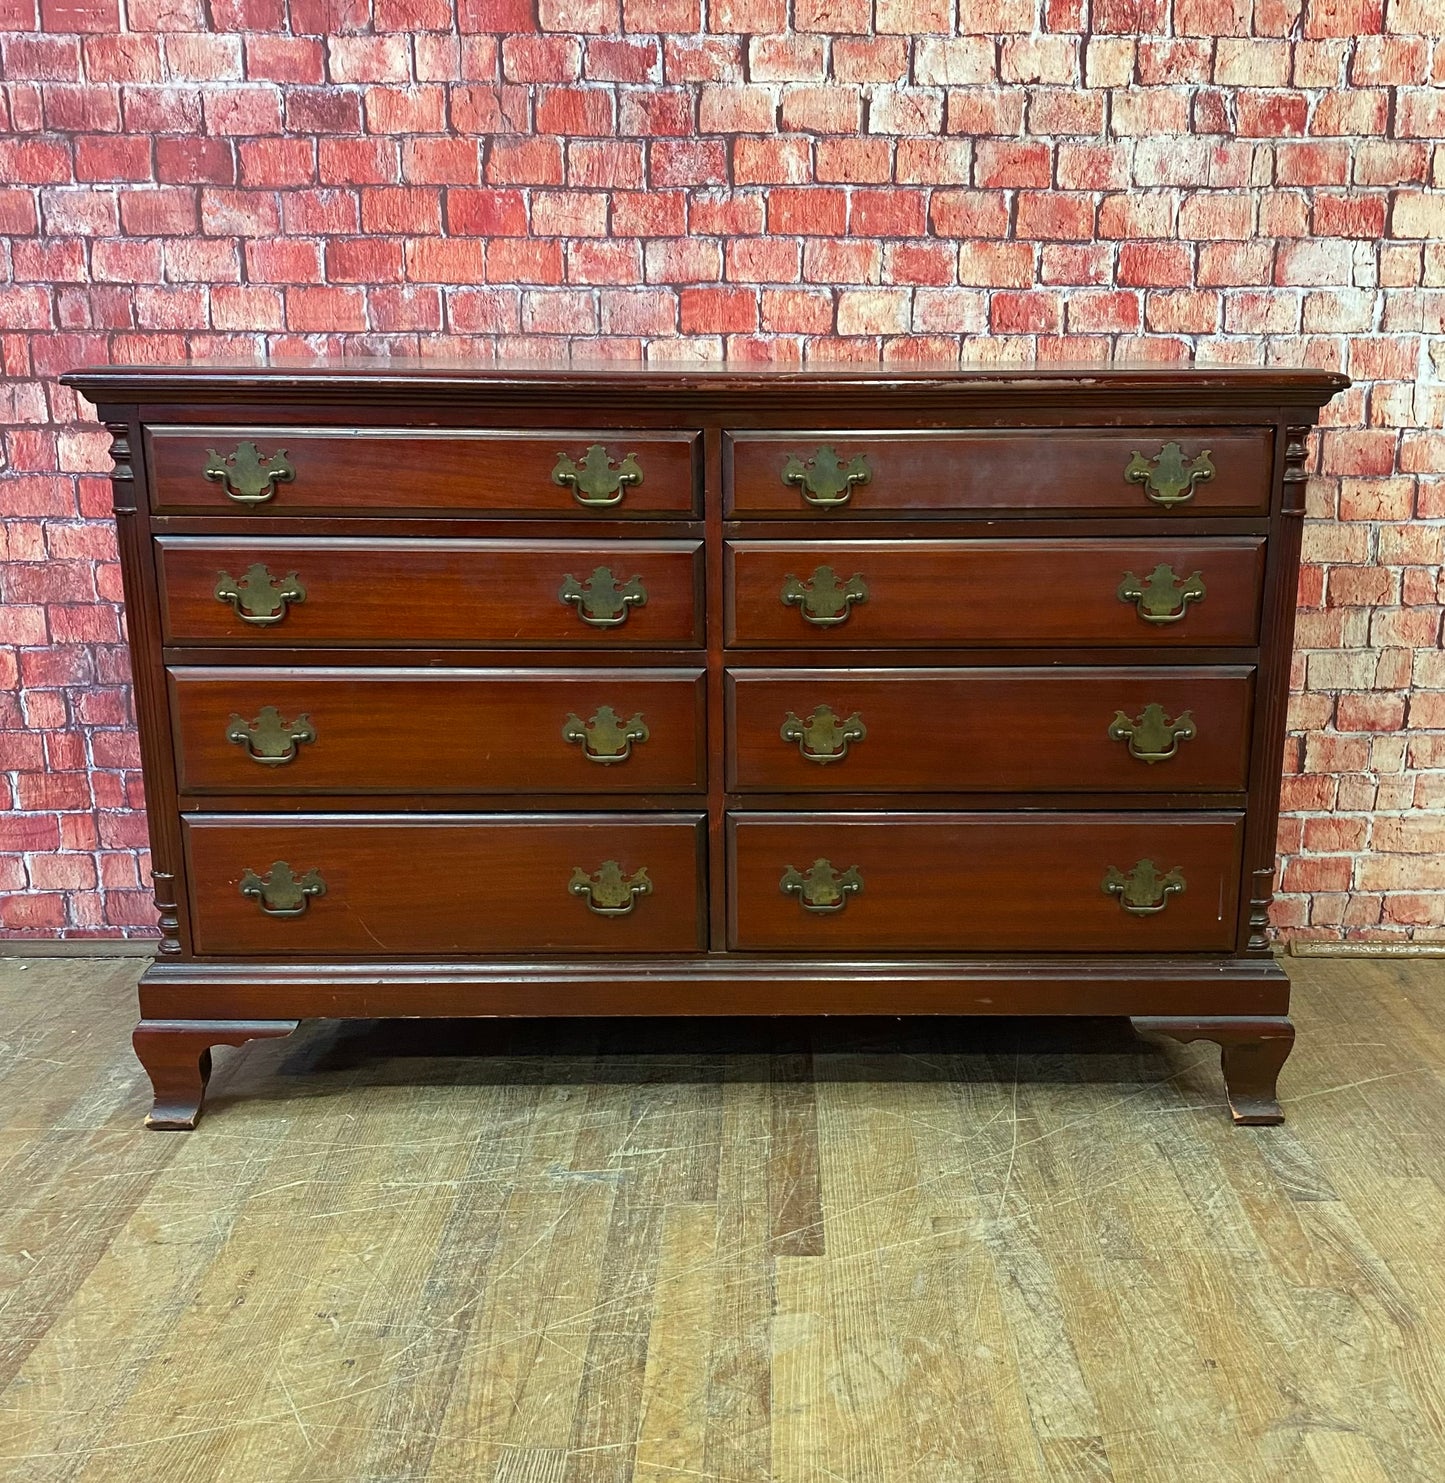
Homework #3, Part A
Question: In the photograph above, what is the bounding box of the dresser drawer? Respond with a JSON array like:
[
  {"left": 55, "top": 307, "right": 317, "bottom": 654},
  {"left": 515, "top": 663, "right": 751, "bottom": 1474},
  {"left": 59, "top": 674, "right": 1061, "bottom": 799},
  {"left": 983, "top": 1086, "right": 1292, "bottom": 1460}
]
[
  {"left": 158, "top": 537, "right": 704, "bottom": 648},
  {"left": 727, "top": 538, "right": 1264, "bottom": 648},
  {"left": 171, "top": 667, "right": 707, "bottom": 796},
  {"left": 727, "top": 429, "right": 1271, "bottom": 516},
  {"left": 184, "top": 814, "right": 707, "bottom": 955},
  {"left": 728, "top": 666, "right": 1253, "bottom": 793},
  {"left": 147, "top": 427, "right": 699, "bottom": 516},
  {"left": 728, "top": 812, "right": 1243, "bottom": 952}
]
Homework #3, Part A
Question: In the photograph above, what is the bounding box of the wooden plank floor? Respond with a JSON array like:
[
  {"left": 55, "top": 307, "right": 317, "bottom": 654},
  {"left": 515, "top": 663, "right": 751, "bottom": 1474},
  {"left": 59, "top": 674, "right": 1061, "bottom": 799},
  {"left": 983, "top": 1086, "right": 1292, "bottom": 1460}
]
[{"left": 0, "top": 956, "right": 1442, "bottom": 1481}]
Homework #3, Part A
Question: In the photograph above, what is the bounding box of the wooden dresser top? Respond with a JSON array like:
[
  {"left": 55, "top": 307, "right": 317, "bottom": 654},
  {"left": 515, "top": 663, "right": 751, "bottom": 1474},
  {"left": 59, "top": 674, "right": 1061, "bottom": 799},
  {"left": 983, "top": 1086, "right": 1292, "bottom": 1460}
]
[{"left": 63, "top": 358, "right": 1349, "bottom": 410}]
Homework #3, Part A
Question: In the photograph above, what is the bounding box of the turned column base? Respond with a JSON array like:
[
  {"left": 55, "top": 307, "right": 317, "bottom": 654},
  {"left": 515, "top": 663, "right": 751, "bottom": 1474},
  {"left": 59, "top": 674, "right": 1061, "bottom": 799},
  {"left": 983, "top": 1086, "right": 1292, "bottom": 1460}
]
[
  {"left": 132, "top": 1019, "right": 300, "bottom": 1130},
  {"left": 1132, "top": 1015, "right": 1296, "bottom": 1126}
]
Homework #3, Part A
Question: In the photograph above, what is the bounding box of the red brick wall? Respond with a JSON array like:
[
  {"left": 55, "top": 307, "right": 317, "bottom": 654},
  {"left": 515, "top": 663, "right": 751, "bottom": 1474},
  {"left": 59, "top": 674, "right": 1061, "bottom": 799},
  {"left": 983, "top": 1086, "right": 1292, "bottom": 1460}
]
[{"left": 1, "top": 3, "right": 1442, "bottom": 943}]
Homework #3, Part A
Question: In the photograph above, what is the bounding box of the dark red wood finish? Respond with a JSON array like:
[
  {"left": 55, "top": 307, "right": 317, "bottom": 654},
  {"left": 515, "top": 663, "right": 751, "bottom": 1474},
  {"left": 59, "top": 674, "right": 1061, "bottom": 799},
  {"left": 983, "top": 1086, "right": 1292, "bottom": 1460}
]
[
  {"left": 61, "top": 358, "right": 1348, "bottom": 1129},
  {"left": 727, "top": 666, "right": 1254, "bottom": 793},
  {"left": 170, "top": 667, "right": 707, "bottom": 796},
  {"left": 148, "top": 426, "right": 700, "bottom": 516},
  {"left": 726, "top": 427, "right": 1272, "bottom": 516},
  {"left": 727, "top": 811, "right": 1245, "bottom": 952},
  {"left": 158, "top": 536, "right": 705, "bottom": 648},
  {"left": 184, "top": 814, "right": 708, "bottom": 955},
  {"left": 726, "top": 538, "right": 1266, "bottom": 648}
]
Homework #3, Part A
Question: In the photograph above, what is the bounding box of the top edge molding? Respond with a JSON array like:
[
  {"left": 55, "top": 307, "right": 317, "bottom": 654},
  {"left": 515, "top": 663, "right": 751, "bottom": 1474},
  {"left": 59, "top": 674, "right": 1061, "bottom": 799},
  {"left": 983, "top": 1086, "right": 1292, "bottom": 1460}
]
[{"left": 62, "top": 357, "right": 1351, "bottom": 410}]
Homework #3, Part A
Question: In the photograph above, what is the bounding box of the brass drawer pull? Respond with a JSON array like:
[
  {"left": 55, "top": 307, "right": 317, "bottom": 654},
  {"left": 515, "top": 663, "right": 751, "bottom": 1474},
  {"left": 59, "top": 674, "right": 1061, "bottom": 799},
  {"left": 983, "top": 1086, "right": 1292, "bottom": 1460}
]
[
  {"left": 570, "top": 860, "right": 651, "bottom": 916},
  {"left": 1102, "top": 859, "right": 1185, "bottom": 915},
  {"left": 239, "top": 861, "right": 326, "bottom": 917},
  {"left": 1124, "top": 442, "right": 1214, "bottom": 508},
  {"left": 781, "top": 858, "right": 863, "bottom": 913},
  {"left": 781, "top": 705, "right": 866, "bottom": 765},
  {"left": 562, "top": 706, "right": 649, "bottom": 763},
  {"left": 783, "top": 445, "right": 870, "bottom": 508},
  {"left": 552, "top": 444, "right": 643, "bottom": 508},
  {"left": 781, "top": 566, "right": 868, "bottom": 627},
  {"left": 1107, "top": 704, "right": 1196, "bottom": 764},
  {"left": 214, "top": 564, "right": 306, "bottom": 626},
  {"left": 559, "top": 566, "right": 647, "bottom": 628},
  {"left": 226, "top": 706, "right": 316, "bottom": 766},
  {"left": 1117, "top": 564, "right": 1205, "bottom": 624},
  {"left": 204, "top": 440, "right": 295, "bottom": 505}
]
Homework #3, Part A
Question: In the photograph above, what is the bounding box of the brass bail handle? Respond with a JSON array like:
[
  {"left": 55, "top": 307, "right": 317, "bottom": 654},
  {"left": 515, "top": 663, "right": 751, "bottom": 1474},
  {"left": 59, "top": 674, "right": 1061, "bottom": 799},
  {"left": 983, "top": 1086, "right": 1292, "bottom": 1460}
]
[
  {"left": 780, "top": 858, "right": 863, "bottom": 913},
  {"left": 1102, "top": 860, "right": 1185, "bottom": 915},
  {"left": 570, "top": 861, "right": 651, "bottom": 916},
  {"left": 782, "top": 445, "right": 871, "bottom": 508},
  {"left": 562, "top": 706, "right": 649, "bottom": 764},
  {"left": 1107, "top": 704, "right": 1196, "bottom": 764},
  {"left": 204, "top": 441, "right": 295, "bottom": 505},
  {"left": 238, "top": 861, "right": 326, "bottom": 917},
  {"left": 552, "top": 444, "right": 644, "bottom": 508},
  {"left": 781, "top": 705, "right": 866, "bottom": 765},
  {"left": 1124, "top": 443, "right": 1215, "bottom": 508},
  {"left": 226, "top": 706, "right": 316, "bottom": 766},
  {"left": 1117, "top": 564, "right": 1206, "bottom": 625},
  {"left": 214, "top": 565, "right": 306, "bottom": 626},
  {"left": 559, "top": 567, "right": 648, "bottom": 628}
]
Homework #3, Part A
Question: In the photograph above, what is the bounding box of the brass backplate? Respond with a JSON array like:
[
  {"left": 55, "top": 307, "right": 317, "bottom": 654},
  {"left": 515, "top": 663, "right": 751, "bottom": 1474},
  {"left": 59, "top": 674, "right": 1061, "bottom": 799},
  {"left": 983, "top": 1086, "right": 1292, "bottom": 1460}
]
[
  {"left": 1117, "top": 564, "right": 1206, "bottom": 624},
  {"left": 552, "top": 444, "right": 643, "bottom": 507},
  {"left": 559, "top": 567, "right": 648, "bottom": 627},
  {"left": 780, "top": 566, "right": 869, "bottom": 626},
  {"left": 1124, "top": 442, "right": 1215, "bottom": 507},
  {"left": 214, "top": 564, "right": 306, "bottom": 625},
  {"left": 1102, "top": 859, "right": 1185, "bottom": 914},
  {"left": 204, "top": 441, "right": 295, "bottom": 504},
  {"left": 780, "top": 858, "right": 863, "bottom": 912},
  {"left": 781, "top": 704, "right": 866, "bottom": 764},
  {"left": 238, "top": 860, "right": 326, "bottom": 917},
  {"left": 569, "top": 860, "right": 652, "bottom": 916},
  {"left": 782, "top": 445, "right": 871, "bottom": 507},
  {"left": 562, "top": 706, "right": 649, "bottom": 763},
  {"left": 1107, "top": 703, "right": 1197, "bottom": 763},
  {"left": 226, "top": 706, "right": 316, "bottom": 766}
]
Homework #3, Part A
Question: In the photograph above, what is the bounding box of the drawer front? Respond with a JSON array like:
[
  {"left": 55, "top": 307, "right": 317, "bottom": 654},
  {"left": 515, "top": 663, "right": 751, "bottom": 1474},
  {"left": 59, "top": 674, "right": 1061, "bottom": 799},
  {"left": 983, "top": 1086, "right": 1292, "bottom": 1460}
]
[
  {"left": 727, "top": 429, "right": 1272, "bottom": 516},
  {"left": 185, "top": 814, "right": 706, "bottom": 955},
  {"left": 158, "top": 537, "right": 704, "bottom": 648},
  {"left": 147, "top": 427, "right": 699, "bottom": 516},
  {"left": 728, "top": 812, "right": 1244, "bottom": 952},
  {"left": 727, "top": 538, "right": 1264, "bottom": 648},
  {"left": 171, "top": 668, "right": 707, "bottom": 796},
  {"left": 728, "top": 666, "right": 1253, "bottom": 793}
]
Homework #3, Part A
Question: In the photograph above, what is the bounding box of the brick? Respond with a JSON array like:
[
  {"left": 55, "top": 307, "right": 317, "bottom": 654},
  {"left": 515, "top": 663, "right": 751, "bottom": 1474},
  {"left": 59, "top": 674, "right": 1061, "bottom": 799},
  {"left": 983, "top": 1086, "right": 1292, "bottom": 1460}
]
[
  {"left": 837, "top": 288, "right": 910, "bottom": 335},
  {"left": 1016, "top": 192, "right": 1096, "bottom": 241},
  {"left": 817, "top": 137, "right": 892, "bottom": 184},
  {"left": 849, "top": 188, "right": 926, "bottom": 237},
  {"left": 446, "top": 188, "right": 529, "bottom": 237},
  {"left": 781, "top": 86, "right": 862, "bottom": 135},
  {"left": 768, "top": 188, "right": 846, "bottom": 237},
  {"left": 794, "top": 0, "right": 870, "bottom": 31},
  {"left": 989, "top": 291, "right": 1063, "bottom": 333}
]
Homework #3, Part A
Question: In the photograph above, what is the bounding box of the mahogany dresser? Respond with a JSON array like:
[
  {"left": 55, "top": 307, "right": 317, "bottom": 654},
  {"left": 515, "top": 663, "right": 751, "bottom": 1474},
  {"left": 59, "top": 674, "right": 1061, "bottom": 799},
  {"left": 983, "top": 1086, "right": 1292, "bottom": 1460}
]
[{"left": 63, "top": 360, "right": 1346, "bottom": 1129}]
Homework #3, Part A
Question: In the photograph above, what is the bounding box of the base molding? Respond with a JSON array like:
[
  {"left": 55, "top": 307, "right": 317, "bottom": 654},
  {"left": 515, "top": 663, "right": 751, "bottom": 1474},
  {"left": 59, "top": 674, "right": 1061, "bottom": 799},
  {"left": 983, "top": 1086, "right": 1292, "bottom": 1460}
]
[{"left": 138, "top": 954, "right": 1290, "bottom": 1020}]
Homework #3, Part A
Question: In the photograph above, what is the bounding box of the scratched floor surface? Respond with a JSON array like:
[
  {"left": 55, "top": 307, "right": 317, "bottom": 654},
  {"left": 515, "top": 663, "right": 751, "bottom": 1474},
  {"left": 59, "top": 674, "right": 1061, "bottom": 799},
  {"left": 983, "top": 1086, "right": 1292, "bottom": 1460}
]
[{"left": 0, "top": 955, "right": 1442, "bottom": 1482}]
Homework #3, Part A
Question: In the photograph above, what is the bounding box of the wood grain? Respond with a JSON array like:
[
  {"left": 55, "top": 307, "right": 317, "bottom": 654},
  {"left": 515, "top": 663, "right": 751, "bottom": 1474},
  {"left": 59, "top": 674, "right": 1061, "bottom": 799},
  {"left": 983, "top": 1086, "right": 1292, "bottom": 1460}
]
[
  {"left": 727, "top": 665, "right": 1254, "bottom": 794},
  {"left": 147, "top": 426, "right": 700, "bottom": 517},
  {"left": 170, "top": 666, "right": 708, "bottom": 797},
  {"left": 1, "top": 954, "right": 1441, "bottom": 1480},
  {"left": 183, "top": 813, "right": 708, "bottom": 956},
  {"left": 726, "top": 427, "right": 1272, "bottom": 517},
  {"left": 158, "top": 537, "right": 705, "bottom": 649},
  {"left": 726, "top": 537, "right": 1267, "bottom": 648}
]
